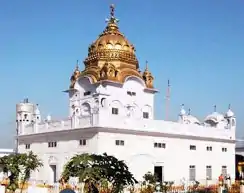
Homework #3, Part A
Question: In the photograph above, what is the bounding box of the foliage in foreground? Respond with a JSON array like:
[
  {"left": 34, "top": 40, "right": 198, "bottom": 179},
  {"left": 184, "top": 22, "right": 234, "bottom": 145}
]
[
  {"left": 62, "top": 153, "right": 138, "bottom": 193},
  {"left": 0, "top": 151, "right": 43, "bottom": 192},
  {"left": 141, "top": 172, "right": 220, "bottom": 193}
]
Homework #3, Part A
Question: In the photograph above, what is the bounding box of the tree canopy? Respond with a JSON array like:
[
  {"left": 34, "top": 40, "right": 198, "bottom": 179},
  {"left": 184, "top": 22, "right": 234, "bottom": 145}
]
[
  {"left": 62, "top": 153, "right": 137, "bottom": 193},
  {"left": 0, "top": 151, "right": 43, "bottom": 192},
  {"left": 143, "top": 172, "right": 157, "bottom": 184}
]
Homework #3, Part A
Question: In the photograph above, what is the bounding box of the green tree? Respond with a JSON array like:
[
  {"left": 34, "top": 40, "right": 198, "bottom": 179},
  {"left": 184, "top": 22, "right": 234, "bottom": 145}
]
[
  {"left": 0, "top": 151, "right": 43, "bottom": 193},
  {"left": 62, "top": 153, "right": 137, "bottom": 193},
  {"left": 142, "top": 172, "right": 157, "bottom": 185}
]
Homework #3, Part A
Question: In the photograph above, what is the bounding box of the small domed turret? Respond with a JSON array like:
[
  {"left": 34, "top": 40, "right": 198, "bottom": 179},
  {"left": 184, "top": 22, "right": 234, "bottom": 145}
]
[
  {"left": 34, "top": 104, "right": 41, "bottom": 123},
  {"left": 178, "top": 104, "right": 186, "bottom": 123},
  {"left": 70, "top": 60, "right": 81, "bottom": 88},
  {"left": 225, "top": 104, "right": 234, "bottom": 118},
  {"left": 46, "top": 114, "right": 51, "bottom": 122},
  {"left": 224, "top": 104, "right": 236, "bottom": 130},
  {"left": 142, "top": 61, "right": 154, "bottom": 88},
  {"left": 179, "top": 104, "right": 186, "bottom": 116},
  {"left": 35, "top": 104, "right": 40, "bottom": 115}
]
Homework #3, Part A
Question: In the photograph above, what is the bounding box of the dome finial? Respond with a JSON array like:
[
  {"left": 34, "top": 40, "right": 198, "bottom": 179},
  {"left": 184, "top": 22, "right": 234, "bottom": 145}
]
[
  {"left": 104, "top": 4, "right": 120, "bottom": 34},
  {"left": 228, "top": 104, "right": 231, "bottom": 110},
  {"left": 110, "top": 4, "right": 115, "bottom": 18},
  {"left": 214, "top": 105, "right": 217, "bottom": 112},
  {"left": 106, "top": 4, "right": 119, "bottom": 24},
  {"left": 76, "top": 60, "right": 79, "bottom": 71},
  {"left": 188, "top": 108, "right": 191, "bottom": 115},
  {"left": 145, "top": 60, "right": 149, "bottom": 70}
]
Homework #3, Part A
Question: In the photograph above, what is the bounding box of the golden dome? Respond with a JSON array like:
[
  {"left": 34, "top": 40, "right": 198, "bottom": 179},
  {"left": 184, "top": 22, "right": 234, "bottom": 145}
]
[
  {"left": 84, "top": 4, "right": 138, "bottom": 68},
  {"left": 69, "top": 4, "right": 154, "bottom": 89}
]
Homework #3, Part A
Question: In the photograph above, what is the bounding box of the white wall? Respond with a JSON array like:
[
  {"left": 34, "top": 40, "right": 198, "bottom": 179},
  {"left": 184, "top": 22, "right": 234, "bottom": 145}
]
[
  {"left": 18, "top": 132, "right": 99, "bottom": 183},
  {"left": 97, "top": 132, "right": 235, "bottom": 183},
  {"left": 17, "top": 75, "right": 235, "bottom": 142},
  {"left": 18, "top": 106, "right": 235, "bottom": 142},
  {"left": 18, "top": 129, "right": 235, "bottom": 185},
  {"left": 69, "top": 76, "right": 155, "bottom": 122}
]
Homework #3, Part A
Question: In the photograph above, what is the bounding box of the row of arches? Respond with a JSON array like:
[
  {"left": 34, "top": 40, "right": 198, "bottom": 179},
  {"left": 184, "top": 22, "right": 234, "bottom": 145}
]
[
  {"left": 70, "top": 99, "right": 152, "bottom": 119},
  {"left": 72, "top": 102, "right": 91, "bottom": 117},
  {"left": 111, "top": 100, "right": 152, "bottom": 119}
]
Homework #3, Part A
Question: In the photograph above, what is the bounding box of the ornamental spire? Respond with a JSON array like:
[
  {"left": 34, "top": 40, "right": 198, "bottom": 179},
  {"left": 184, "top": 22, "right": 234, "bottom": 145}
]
[
  {"left": 106, "top": 4, "right": 119, "bottom": 25},
  {"left": 188, "top": 108, "right": 191, "bottom": 115},
  {"left": 145, "top": 60, "right": 149, "bottom": 71},
  {"left": 110, "top": 4, "right": 115, "bottom": 18},
  {"left": 75, "top": 60, "right": 79, "bottom": 71}
]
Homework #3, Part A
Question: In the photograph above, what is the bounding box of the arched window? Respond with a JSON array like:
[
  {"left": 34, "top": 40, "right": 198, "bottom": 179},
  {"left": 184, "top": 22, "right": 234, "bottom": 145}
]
[
  {"left": 81, "top": 103, "right": 91, "bottom": 116},
  {"left": 142, "top": 105, "right": 152, "bottom": 119},
  {"left": 111, "top": 100, "right": 122, "bottom": 115},
  {"left": 101, "top": 98, "right": 107, "bottom": 107},
  {"left": 75, "top": 108, "right": 80, "bottom": 116}
]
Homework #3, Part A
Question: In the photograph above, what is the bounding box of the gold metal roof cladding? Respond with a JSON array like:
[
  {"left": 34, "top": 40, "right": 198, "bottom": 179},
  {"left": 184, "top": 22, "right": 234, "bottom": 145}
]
[
  {"left": 84, "top": 4, "right": 138, "bottom": 67},
  {"left": 70, "top": 4, "right": 154, "bottom": 89}
]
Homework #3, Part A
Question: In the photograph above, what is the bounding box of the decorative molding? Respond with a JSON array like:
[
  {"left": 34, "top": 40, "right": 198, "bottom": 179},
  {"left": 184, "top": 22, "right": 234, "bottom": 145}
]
[
  {"left": 48, "top": 156, "right": 58, "bottom": 165},
  {"left": 18, "top": 127, "right": 235, "bottom": 144}
]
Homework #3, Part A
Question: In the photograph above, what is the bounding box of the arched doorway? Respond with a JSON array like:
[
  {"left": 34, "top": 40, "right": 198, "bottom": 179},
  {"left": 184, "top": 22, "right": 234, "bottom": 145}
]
[
  {"left": 48, "top": 156, "right": 58, "bottom": 184},
  {"left": 127, "top": 154, "right": 163, "bottom": 181}
]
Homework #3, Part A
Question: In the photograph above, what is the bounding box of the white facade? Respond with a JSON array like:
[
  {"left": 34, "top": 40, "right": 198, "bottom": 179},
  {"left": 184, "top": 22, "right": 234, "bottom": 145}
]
[
  {"left": 16, "top": 6, "right": 236, "bottom": 186},
  {"left": 17, "top": 77, "right": 236, "bottom": 185}
]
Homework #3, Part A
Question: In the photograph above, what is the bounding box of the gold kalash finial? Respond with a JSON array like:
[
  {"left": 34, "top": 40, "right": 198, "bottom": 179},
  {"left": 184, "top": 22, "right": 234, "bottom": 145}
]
[
  {"left": 107, "top": 4, "right": 118, "bottom": 23},
  {"left": 105, "top": 4, "right": 119, "bottom": 31},
  {"left": 110, "top": 4, "right": 115, "bottom": 17},
  {"left": 145, "top": 60, "right": 149, "bottom": 71}
]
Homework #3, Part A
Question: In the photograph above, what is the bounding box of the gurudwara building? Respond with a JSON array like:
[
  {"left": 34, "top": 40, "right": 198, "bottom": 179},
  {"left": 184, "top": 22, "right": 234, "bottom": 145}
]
[{"left": 17, "top": 5, "right": 236, "bottom": 185}]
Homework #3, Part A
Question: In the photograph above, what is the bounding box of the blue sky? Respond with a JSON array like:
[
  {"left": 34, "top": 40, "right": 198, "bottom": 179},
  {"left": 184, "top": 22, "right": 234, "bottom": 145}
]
[{"left": 0, "top": 0, "right": 243, "bottom": 147}]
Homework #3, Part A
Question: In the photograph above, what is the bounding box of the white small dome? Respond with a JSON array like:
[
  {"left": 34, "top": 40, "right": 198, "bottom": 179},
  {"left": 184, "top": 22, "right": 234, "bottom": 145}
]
[
  {"left": 46, "top": 114, "right": 51, "bottom": 121},
  {"left": 225, "top": 109, "right": 234, "bottom": 118},
  {"left": 35, "top": 106, "right": 40, "bottom": 115},
  {"left": 180, "top": 108, "right": 186, "bottom": 115},
  {"left": 185, "top": 115, "right": 200, "bottom": 125},
  {"left": 204, "top": 112, "right": 225, "bottom": 123},
  {"left": 179, "top": 104, "right": 186, "bottom": 116}
]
